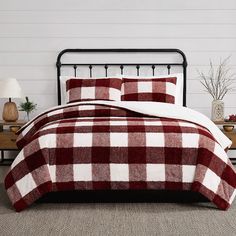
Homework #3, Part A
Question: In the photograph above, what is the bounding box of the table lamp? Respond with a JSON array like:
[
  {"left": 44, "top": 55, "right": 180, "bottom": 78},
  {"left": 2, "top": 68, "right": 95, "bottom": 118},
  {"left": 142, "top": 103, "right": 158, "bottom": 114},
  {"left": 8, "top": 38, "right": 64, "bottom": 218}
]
[{"left": 0, "top": 78, "right": 23, "bottom": 122}]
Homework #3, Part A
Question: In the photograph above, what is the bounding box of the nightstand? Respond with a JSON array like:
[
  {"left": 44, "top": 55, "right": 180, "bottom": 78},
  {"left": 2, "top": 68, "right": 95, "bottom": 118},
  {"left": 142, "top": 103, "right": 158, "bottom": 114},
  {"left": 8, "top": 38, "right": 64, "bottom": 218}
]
[
  {"left": 214, "top": 121, "right": 236, "bottom": 164},
  {"left": 0, "top": 120, "right": 26, "bottom": 166}
]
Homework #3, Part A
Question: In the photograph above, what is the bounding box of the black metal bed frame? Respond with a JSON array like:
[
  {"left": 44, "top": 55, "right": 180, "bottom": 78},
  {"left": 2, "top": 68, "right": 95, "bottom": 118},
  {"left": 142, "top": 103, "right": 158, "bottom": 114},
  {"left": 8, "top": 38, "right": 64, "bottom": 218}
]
[{"left": 56, "top": 48, "right": 188, "bottom": 106}]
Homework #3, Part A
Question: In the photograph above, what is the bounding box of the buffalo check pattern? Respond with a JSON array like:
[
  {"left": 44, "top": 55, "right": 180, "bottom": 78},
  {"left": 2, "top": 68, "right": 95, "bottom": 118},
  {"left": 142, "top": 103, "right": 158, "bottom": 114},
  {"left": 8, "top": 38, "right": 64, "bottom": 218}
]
[
  {"left": 5, "top": 103, "right": 236, "bottom": 212},
  {"left": 66, "top": 77, "right": 122, "bottom": 103},
  {"left": 121, "top": 77, "right": 177, "bottom": 103}
]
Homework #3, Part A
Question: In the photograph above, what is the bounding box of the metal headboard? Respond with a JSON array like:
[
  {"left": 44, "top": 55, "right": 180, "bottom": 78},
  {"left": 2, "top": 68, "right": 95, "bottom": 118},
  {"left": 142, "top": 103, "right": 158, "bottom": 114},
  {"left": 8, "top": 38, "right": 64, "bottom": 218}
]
[{"left": 56, "top": 49, "right": 187, "bottom": 106}]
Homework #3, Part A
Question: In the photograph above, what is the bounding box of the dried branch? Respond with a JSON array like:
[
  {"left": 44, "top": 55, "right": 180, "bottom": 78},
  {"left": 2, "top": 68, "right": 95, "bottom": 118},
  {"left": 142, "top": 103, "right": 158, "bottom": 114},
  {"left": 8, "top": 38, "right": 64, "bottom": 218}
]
[{"left": 198, "top": 56, "right": 235, "bottom": 100}]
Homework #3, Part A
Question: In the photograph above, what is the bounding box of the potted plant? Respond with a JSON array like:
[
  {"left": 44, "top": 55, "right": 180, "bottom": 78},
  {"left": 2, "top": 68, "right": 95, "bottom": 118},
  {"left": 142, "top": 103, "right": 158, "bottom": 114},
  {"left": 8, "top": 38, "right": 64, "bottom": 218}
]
[
  {"left": 19, "top": 96, "right": 37, "bottom": 121},
  {"left": 199, "top": 57, "right": 235, "bottom": 121}
]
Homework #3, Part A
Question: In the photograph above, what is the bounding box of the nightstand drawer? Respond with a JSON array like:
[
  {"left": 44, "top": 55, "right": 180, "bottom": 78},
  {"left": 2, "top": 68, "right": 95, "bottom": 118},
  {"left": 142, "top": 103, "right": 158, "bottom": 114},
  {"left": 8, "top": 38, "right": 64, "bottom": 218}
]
[{"left": 0, "top": 131, "right": 18, "bottom": 149}]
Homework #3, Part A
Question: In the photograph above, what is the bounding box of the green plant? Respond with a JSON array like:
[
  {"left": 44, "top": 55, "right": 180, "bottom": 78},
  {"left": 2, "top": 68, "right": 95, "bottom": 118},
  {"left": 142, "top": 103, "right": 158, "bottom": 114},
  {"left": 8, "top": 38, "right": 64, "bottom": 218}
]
[
  {"left": 199, "top": 57, "right": 235, "bottom": 100},
  {"left": 19, "top": 96, "right": 37, "bottom": 121}
]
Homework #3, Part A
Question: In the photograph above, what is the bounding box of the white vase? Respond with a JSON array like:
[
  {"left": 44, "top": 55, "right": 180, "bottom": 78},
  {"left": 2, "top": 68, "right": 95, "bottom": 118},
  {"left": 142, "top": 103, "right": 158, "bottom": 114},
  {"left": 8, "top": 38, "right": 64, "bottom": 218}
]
[{"left": 211, "top": 100, "right": 224, "bottom": 121}]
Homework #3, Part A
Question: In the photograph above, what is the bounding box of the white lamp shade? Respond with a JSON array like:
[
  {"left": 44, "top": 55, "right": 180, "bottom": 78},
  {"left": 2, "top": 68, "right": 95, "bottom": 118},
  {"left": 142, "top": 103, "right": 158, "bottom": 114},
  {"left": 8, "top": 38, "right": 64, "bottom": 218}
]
[{"left": 0, "top": 78, "right": 24, "bottom": 99}]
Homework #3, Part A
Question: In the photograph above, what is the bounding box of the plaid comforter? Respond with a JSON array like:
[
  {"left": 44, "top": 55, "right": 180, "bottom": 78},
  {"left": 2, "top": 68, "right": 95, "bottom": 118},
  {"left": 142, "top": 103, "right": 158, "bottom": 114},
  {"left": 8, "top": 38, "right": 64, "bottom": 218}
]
[{"left": 4, "top": 102, "right": 236, "bottom": 211}]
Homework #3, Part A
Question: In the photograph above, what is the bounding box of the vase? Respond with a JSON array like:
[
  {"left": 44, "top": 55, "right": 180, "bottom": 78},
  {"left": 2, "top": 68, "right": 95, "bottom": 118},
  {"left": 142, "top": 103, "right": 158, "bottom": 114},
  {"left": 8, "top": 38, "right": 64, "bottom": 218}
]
[
  {"left": 24, "top": 112, "right": 31, "bottom": 122},
  {"left": 211, "top": 100, "right": 224, "bottom": 121}
]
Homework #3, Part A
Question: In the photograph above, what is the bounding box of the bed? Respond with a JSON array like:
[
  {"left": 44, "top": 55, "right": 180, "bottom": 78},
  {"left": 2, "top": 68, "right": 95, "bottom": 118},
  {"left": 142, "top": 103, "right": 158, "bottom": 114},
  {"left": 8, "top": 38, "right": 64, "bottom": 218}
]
[{"left": 4, "top": 49, "right": 236, "bottom": 212}]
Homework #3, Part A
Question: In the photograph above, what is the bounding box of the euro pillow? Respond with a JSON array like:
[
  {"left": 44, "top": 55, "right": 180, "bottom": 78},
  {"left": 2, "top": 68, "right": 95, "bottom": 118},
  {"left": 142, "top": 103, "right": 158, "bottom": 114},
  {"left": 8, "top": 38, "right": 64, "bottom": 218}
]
[
  {"left": 59, "top": 76, "right": 71, "bottom": 105},
  {"left": 121, "top": 77, "right": 177, "bottom": 104},
  {"left": 66, "top": 77, "right": 122, "bottom": 103}
]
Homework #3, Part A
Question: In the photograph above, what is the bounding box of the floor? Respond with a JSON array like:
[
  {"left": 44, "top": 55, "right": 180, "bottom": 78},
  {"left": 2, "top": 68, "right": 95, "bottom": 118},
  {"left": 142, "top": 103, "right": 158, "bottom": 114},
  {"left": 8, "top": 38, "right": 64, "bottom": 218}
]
[{"left": 1, "top": 166, "right": 236, "bottom": 236}]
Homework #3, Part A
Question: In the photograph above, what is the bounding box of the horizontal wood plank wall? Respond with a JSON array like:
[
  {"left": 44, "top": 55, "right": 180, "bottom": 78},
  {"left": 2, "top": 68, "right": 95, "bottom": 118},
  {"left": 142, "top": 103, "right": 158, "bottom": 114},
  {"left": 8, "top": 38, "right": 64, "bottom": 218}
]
[{"left": 0, "top": 0, "right": 236, "bottom": 158}]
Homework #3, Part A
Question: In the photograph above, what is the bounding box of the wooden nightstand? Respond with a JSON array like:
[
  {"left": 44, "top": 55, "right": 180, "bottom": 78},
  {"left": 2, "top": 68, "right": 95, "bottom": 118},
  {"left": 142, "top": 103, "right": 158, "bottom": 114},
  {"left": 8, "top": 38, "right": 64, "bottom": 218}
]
[
  {"left": 214, "top": 121, "right": 236, "bottom": 164},
  {"left": 0, "top": 120, "right": 26, "bottom": 166}
]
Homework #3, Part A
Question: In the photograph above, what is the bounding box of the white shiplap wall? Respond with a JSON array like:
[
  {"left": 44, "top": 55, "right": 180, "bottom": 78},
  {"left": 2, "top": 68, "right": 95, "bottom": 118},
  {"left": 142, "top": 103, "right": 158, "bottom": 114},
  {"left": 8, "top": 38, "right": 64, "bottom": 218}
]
[
  {"left": 0, "top": 0, "right": 236, "bottom": 158},
  {"left": 0, "top": 0, "right": 236, "bottom": 117}
]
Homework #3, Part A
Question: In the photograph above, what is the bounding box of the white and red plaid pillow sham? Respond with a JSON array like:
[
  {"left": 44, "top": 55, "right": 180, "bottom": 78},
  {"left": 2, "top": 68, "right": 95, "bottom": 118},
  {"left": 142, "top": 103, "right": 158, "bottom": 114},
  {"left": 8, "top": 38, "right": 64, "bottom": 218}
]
[
  {"left": 121, "top": 77, "right": 177, "bottom": 103},
  {"left": 66, "top": 77, "right": 122, "bottom": 103}
]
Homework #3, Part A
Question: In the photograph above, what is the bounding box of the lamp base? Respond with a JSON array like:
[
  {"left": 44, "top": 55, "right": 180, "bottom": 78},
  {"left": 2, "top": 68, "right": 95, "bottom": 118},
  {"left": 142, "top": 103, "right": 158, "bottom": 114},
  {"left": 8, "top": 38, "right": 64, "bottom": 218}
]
[{"left": 2, "top": 101, "right": 19, "bottom": 122}]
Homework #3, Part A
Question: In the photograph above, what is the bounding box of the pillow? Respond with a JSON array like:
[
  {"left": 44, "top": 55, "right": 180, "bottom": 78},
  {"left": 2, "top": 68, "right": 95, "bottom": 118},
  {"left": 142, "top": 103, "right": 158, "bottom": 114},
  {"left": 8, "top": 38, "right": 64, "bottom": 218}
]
[
  {"left": 60, "top": 73, "right": 183, "bottom": 105},
  {"left": 60, "top": 76, "right": 70, "bottom": 104},
  {"left": 121, "top": 77, "right": 177, "bottom": 104},
  {"left": 119, "top": 73, "right": 183, "bottom": 105},
  {"left": 66, "top": 77, "right": 122, "bottom": 103}
]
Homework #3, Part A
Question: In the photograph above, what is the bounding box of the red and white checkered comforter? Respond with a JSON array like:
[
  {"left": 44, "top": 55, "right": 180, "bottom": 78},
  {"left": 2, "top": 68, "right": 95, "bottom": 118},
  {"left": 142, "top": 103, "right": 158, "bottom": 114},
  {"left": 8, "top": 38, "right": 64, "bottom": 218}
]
[{"left": 4, "top": 101, "right": 236, "bottom": 211}]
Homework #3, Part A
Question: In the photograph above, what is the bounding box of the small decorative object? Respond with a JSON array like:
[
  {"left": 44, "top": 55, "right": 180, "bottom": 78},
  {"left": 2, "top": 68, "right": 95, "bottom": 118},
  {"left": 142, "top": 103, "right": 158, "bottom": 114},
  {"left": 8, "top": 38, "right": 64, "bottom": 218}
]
[
  {"left": 224, "top": 116, "right": 230, "bottom": 122},
  {"left": 19, "top": 96, "right": 37, "bottom": 121},
  {"left": 0, "top": 78, "right": 23, "bottom": 122},
  {"left": 199, "top": 57, "right": 235, "bottom": 122},
  {"left": 229, "top": 114, "right": 236, "bottom": 122},
  {"left": 223, "top": 125, "right": 234, "bottom": 132},
  {"left": 9, "top": 125, "right": 21, "bottom": 133}
]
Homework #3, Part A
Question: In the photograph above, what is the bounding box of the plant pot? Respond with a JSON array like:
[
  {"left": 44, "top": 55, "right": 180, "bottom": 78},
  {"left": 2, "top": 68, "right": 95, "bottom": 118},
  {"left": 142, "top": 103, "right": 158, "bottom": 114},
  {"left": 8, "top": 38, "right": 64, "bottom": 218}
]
[{"left": 211, "top": 100, "right": 224, "bottom": 121}]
